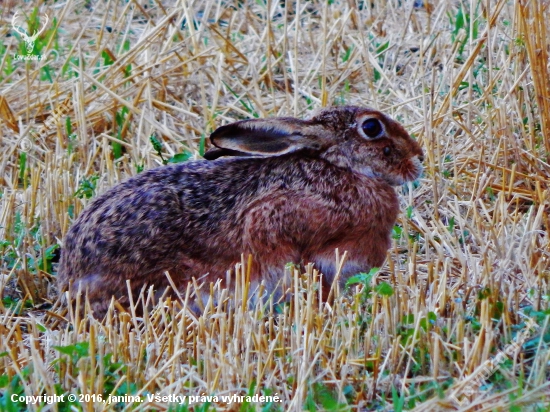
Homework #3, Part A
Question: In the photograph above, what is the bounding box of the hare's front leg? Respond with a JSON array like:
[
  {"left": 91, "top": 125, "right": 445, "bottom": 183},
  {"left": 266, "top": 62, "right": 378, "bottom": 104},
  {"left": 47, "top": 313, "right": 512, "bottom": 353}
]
[
  {"left": 242, "top": 191, "right": 394, "bottom": 301},
  {"left": 241, "top": 192, "right": 349, "bottom": 300},
  {"left": 241, "top": 196, "right": 301, "bottom": 301},
  {"left": 304, "top": 235, "right": 391, "bottom": 296}
]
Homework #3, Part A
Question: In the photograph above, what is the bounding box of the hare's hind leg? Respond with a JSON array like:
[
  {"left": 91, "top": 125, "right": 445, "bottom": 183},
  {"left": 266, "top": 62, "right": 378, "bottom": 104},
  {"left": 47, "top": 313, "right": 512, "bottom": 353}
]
[
  {"left": 65, "top": 273, "right": 173, "bottom": 319},
  {"left": 59, "top": 273, "right": 125, "bottom": 319}
]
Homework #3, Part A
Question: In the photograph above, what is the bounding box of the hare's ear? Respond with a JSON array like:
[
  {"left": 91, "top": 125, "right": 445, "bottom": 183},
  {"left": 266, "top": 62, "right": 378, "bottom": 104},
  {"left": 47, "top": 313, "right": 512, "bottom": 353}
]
[
  {"left": 203, "top": 147, "right": 251, "bottom": 160},
  {"left": 206, "top": 118, "right": 313, "bottom": 159}
]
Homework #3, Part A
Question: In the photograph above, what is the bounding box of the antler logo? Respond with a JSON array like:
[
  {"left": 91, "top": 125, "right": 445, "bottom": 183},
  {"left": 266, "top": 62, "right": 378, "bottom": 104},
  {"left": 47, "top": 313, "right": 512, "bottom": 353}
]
[{"left": 11, "top": 12, "right": 49, "bottom": 54}]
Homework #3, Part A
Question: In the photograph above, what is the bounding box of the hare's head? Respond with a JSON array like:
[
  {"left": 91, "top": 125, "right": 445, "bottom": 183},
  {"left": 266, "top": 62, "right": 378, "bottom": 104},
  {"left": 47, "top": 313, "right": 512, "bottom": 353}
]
[{"left": 205, "top": 106, "right": 423, "bottom": 185}]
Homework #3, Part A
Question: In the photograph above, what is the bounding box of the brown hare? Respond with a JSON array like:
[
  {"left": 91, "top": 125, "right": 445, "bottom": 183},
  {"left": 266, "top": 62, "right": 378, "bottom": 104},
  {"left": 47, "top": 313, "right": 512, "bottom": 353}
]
[{"left": 58, "top": 106, "right": 423, "bottom": 316}]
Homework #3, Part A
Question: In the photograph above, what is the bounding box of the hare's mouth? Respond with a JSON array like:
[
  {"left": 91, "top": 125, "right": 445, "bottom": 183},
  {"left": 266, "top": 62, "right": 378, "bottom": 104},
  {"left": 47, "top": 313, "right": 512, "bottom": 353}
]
[
  {"left": 356, "top": 165, "right": 382, "bottom": 180},
  {"left": 358, "top": 156, "right": 423, "bottom": 186},
  {"left": 357, "top": 166, "right": 398, "bottom": 185},
  {"left": 394, "top": 156, "right": 424, "bottom": 185}
]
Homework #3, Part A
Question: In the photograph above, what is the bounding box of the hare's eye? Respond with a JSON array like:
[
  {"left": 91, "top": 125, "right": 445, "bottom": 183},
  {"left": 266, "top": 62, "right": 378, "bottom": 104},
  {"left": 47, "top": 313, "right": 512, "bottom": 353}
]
[
  {"left": 362, "top": 118, "right": 383, "bottom": 138},
  {"left": 383, "top": 146, "right": 391, "bottom": 156}
]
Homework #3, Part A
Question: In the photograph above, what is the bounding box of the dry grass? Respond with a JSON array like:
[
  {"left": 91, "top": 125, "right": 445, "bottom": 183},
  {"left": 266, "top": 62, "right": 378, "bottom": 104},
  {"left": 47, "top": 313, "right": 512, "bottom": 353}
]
[{"left": 0, "top": 0, "right": 549, "bottom": 410}]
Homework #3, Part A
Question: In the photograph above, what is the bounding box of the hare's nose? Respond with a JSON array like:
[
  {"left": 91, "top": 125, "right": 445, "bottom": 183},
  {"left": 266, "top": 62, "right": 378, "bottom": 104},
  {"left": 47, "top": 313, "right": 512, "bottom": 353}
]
[{"left": 418, "top": 154, "right": 424, "bottom": 162}]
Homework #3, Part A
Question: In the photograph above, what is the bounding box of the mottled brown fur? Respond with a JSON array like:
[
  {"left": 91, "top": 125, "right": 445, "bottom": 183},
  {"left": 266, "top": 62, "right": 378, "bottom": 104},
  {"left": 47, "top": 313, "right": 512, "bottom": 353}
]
[{"left": 58, "top": 106, "right": 423, "bottom": 316}]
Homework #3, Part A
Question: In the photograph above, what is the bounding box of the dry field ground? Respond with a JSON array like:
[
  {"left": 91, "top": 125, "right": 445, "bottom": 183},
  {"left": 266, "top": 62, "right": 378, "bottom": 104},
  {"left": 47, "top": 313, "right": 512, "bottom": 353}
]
[{"left": 0, "top": 0, "right": 549, "bottom": 410}]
